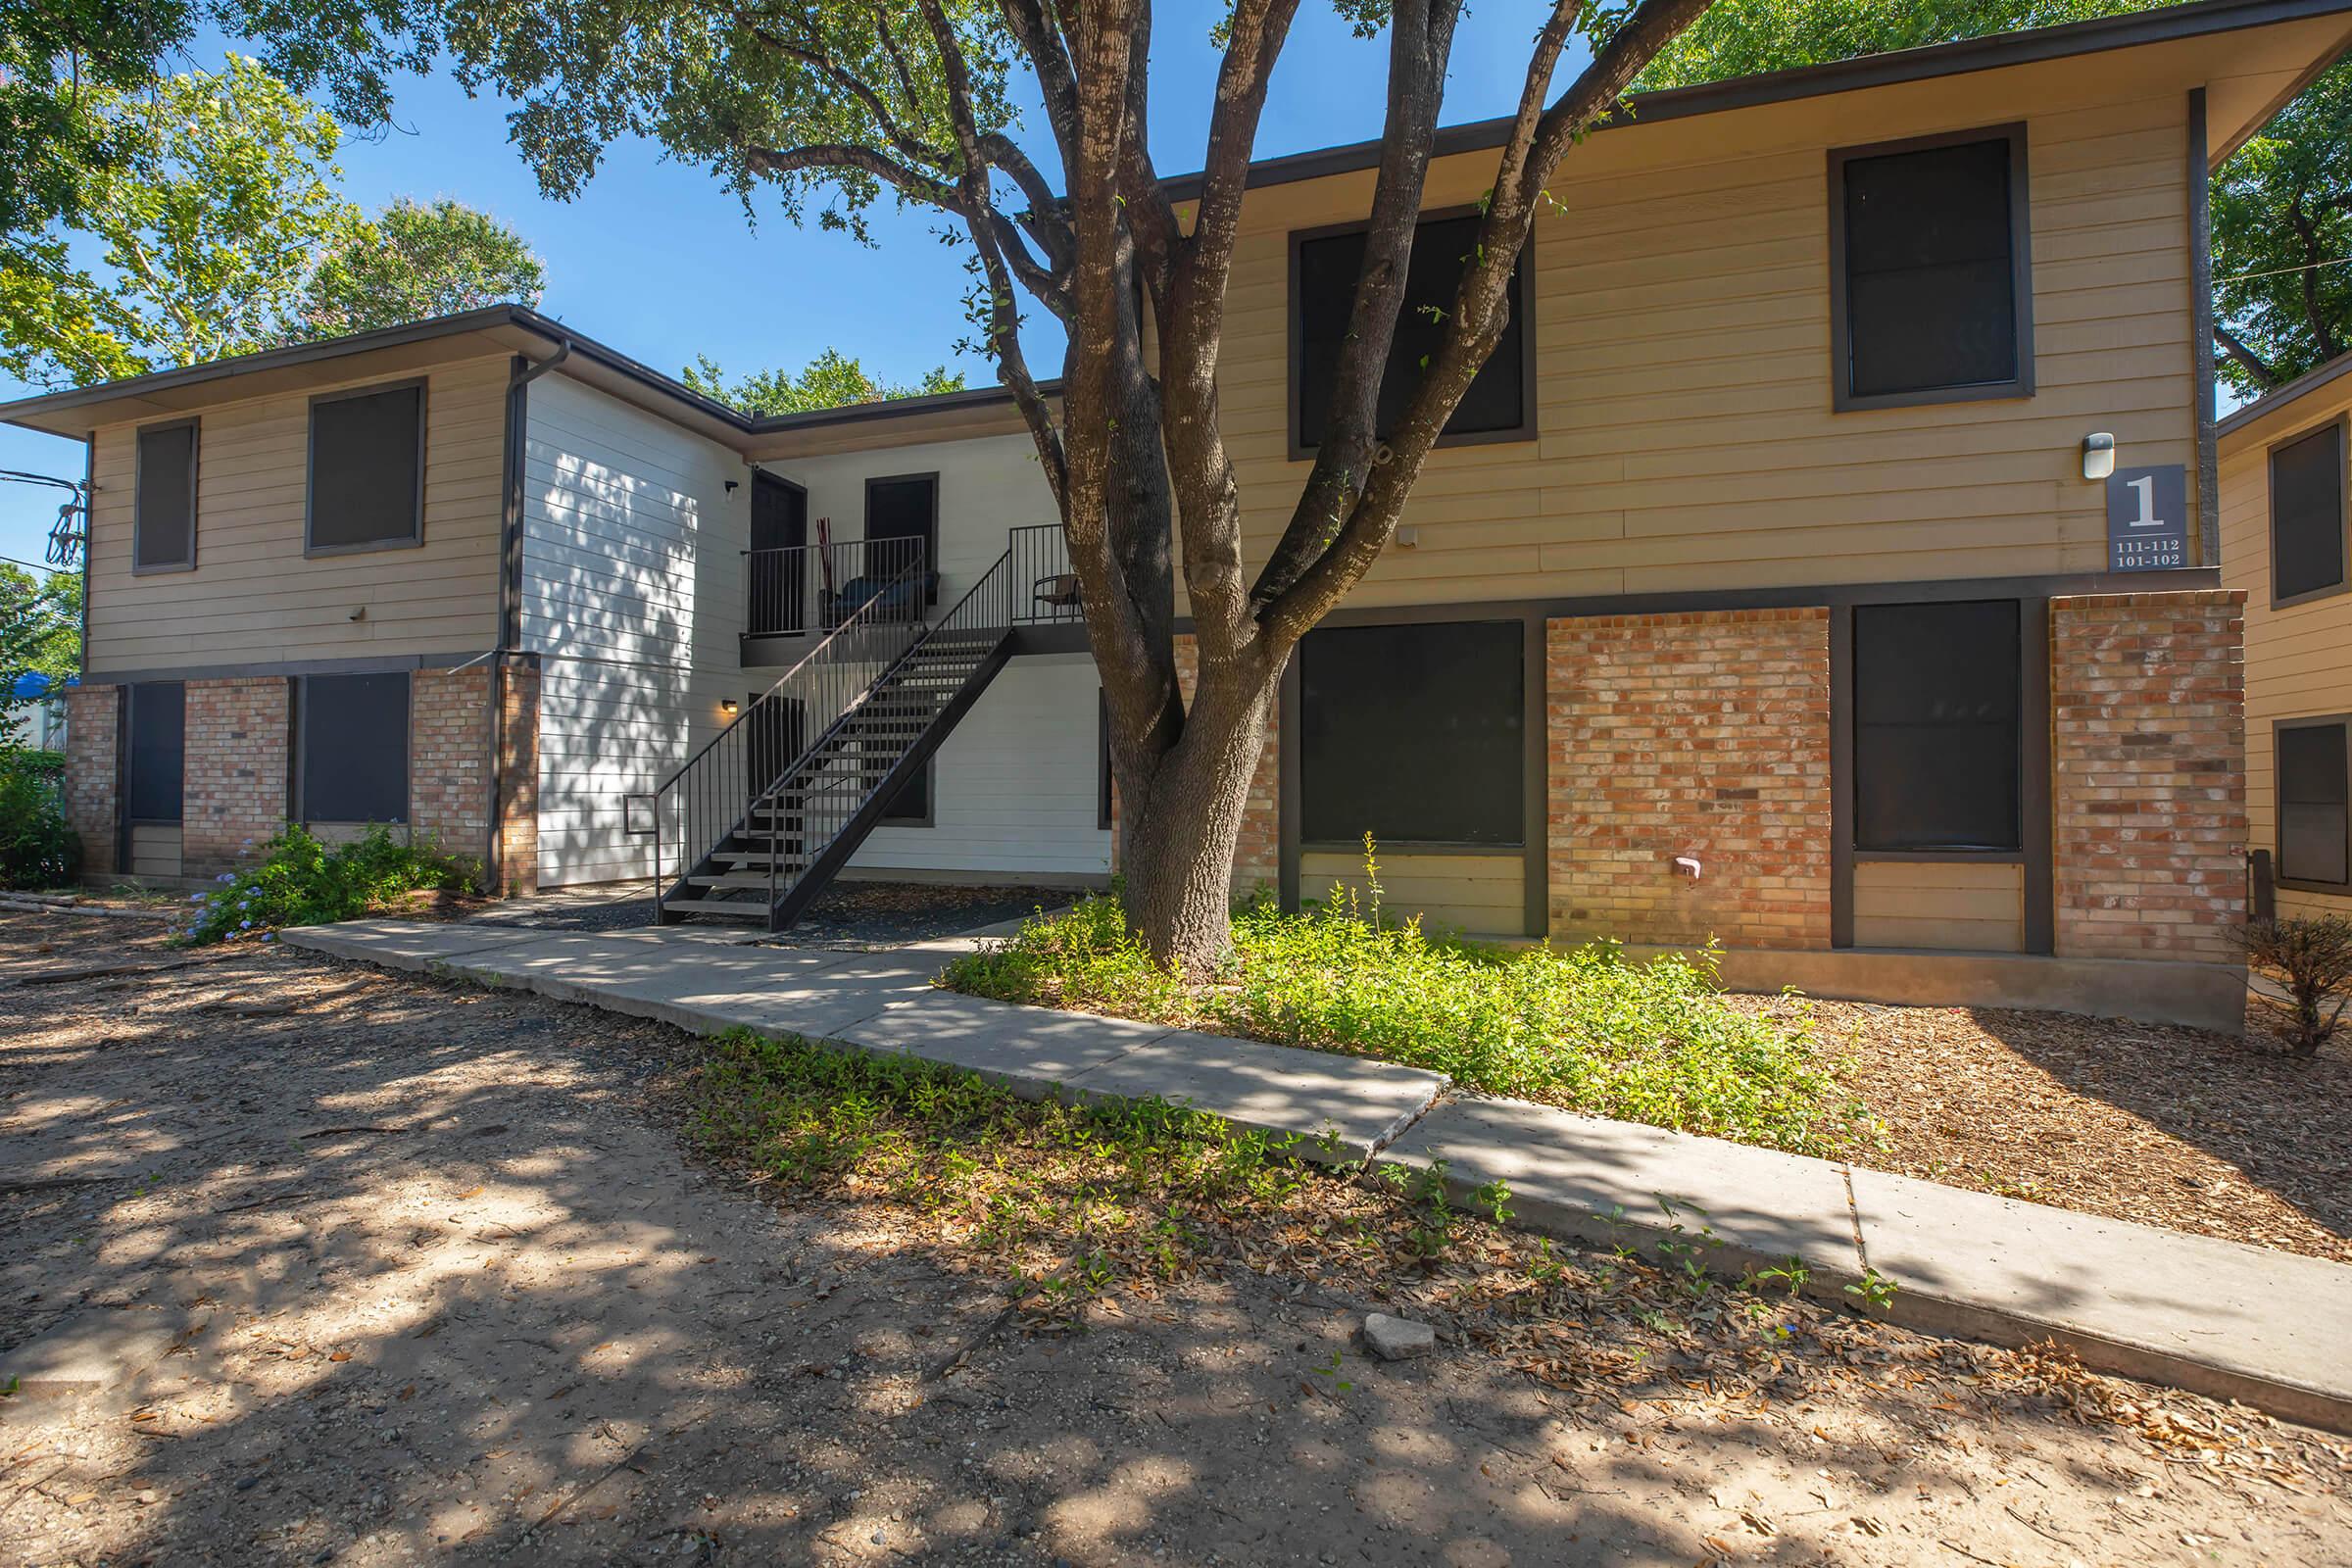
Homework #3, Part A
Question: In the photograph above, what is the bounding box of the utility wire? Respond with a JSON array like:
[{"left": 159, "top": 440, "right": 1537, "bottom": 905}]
[{"left": 2216, "top": 255, "right": 2351, "bottom": 284}]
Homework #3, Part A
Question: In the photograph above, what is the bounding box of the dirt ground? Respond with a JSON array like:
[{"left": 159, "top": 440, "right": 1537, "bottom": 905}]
[
  {"left": 5, "top": 911, "right": 2351, "bottom": 1566},
  {"left": 1730, "top": 993, "right": 2352, "bottom": 1264}
]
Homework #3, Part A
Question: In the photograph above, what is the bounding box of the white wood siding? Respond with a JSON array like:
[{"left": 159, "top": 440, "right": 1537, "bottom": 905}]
[
  {"left": 851, "top": 655, "right": 1112, "bottom": 879},
  {"left": 521, "top": 372, "right": 751, "bottom": 887}
]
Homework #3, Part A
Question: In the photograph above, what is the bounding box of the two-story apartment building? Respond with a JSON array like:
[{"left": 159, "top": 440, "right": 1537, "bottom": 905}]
[{"left": 11, "top": 0, "right": 2351, "bottom": 1029}]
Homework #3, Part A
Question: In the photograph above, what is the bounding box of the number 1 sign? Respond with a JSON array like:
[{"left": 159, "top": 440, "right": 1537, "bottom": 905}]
[{"left": 2106, "top": 464, "right": 2190, "bottom": 572}]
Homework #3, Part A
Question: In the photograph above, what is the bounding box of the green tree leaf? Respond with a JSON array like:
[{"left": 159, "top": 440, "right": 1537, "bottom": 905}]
[{"left": 681, "top": 348, "right": 964, "bottom": 416}]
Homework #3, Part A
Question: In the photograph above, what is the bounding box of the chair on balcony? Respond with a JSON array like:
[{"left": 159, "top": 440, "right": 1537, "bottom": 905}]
[{"left": 1034, "top": 573, "right": 1081, "bottom": 613}]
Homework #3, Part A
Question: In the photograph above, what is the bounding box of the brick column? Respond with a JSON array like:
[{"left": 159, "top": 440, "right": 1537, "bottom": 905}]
[
  {"left": 62, "top": 684, "right": 120, "bottom": 878},
  {"left": 1107, "top": 638, "right": 1280, "bottom": 900},
  {"left": 411, "top": 665, "right": 494, "bottom": 870},
  {"left": 1546, "top": 608, "right": 1833, "bottom": 950},
  {"left": 495, "top": 656, "right": 540, "bottom": 896},
  {"left": 2051, "top": 590, "right": 2246, "bottom": 963},
  {"left": 183, "top": 677, "right": 290, "bottom": 877}
]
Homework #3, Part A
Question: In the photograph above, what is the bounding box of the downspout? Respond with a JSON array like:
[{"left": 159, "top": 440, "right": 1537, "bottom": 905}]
[
  {"left": 2188, "top": 87, "right": 2222, "bottom": 569},
  {"left": 485, "top": 339, "right": 572, "bottom": 894}
]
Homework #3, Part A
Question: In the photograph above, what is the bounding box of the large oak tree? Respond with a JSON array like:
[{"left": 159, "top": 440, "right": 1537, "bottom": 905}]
[{"left": 426, "top": 0, "right": 1713, "bottom": 964}]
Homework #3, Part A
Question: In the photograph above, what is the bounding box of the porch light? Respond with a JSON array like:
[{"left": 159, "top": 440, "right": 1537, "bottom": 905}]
[
  {"left": 720, "top": 699, "right": 739, "bottom": 716},
  {"left": 2081, "top": 432, "right": 2116, "bottom": 481}
]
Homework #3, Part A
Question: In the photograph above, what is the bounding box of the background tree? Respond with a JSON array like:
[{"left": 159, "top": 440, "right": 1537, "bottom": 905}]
[
  {"left": 2, "top": 0, "right": 431, "bottom": 237},
  {"left": 424, "top": 0, "right": 1717, "bottom": 965},
  {"left": 0, "top": 58, "right": 544, "bottom": 390},
  {"left": 0, "top": 564, "right": 80, "bottom": 695},
  {"left": 1638, "top": 0, "right": 2352, "bottom": 397},
  {"left": 682, "top": 348, "right": 964, "bottom": 415}
]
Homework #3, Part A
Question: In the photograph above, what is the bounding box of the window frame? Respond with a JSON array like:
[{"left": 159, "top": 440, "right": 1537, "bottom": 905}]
[
  {"left": 874, "top": 753, "right": 935, "bottom": 828},
  {"left": 304, "top": 377, "right": 428, "bottom": 558},
  {"left": 1849, "top": 598, "right": 2027, "bottom": 858},
  {"left": 131, "top": 417, "right": 200, "bottom": 575},
  {"left": 1298, "top": 618, "right": 1527, "bottom": 853},
  {"left": 1827, "top": 122, "right": 2035, "bottom": 414},
  {"left": 1286, "top": 204, "right": 1539, "bottom": 462},
  {"left": 2269, "top": 416, "right": 2351, "bottom": 612},
  {"left": 295, "top": 669, "right": 413, "bottom": 825},
  {"left": 2275, "top": 714, "right": 2352, "bottom": 894}
]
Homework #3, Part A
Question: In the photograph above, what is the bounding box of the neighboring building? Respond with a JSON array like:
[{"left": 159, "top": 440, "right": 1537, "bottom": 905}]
[
  {"left": 2220, "top": 350, "right": 2352, "bottom": 917},
  {"left": 8, "top": 0, "right": 2349, "bottom": 1028}
]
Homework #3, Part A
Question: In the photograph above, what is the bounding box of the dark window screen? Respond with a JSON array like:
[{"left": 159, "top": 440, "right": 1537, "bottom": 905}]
[
  {"left": 1854, "top": 601, "right": 2022, "bottom": 852},
  {"left": 309, "top": 384, "right": 422, "bottom": 550},
  {"left": 2272, "top": 422, "right": 2346, "bottom": 602},
  {"left": 1297, "top": 214, "right": 1527, "bottom": 450},
  {"left": 1841, "top": 136, "right": 2019, "bottom": 400},
  {"left": 2278, "top": 722, "right": 2349, "bottom": 886},
  {"left": 1099, "top": 689, "right": 1113, "bottom": 829},
  {"left": 135, "top": 423, "right": 196, "bottom": 568},
  {"left": 878, "top": 757, "right": 931, "bottom": 824},
  {"left": 1300, "top": 621, "right": 1523, "bottom": 846},
  {"left": 125, "top": 682, "right": 184, "bottom": 823},
  {"left": 301, "top": 673, "right": 410, "bottom": 823}
]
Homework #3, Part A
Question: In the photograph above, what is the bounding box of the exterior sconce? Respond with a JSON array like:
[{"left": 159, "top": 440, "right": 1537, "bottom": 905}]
[
  {"left": 2081, "top": 432, "right": 2116, "bottom": 481},
  {"left": 1395, "top": 526, "right": 1420, "bottom": 550},
  {"left": 720, "top": 699, "right": 739, "bottom": 716}
]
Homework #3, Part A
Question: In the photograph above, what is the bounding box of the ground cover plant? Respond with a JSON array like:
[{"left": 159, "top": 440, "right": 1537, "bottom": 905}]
[
  {"left": 176, "top": 823, "right": 475, "bottom": 944},
  {"left": 940, "top": 868, "right": 1860, "bottom": 1156}
]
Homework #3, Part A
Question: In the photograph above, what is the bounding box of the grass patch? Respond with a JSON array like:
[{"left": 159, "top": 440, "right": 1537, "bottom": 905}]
[
  {"left": 176, "top": 824, "right": 478, "bottom": 945},
  {"left": 941, "top": 877, "right": 1859, "bottom": 1157}
]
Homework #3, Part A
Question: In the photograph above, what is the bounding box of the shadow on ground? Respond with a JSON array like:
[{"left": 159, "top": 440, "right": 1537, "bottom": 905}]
[{"left": 3, "top": 913, "right": 2346, "bottom": 1565}]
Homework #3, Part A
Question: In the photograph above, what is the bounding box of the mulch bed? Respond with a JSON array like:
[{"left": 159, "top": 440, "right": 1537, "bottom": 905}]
[{"left": 1732, "top": 992, "right": 2352, "bottom": 1263}]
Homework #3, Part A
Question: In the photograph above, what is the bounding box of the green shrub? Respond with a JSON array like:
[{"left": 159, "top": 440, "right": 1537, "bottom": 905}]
[
  {"left": 178, "top": 824, "right": 477, "bottom": 944},
  {"left": 944, "top": 887, "right": 1858, "bottom": 1156},
  {"left": 0, "top": 748, "right": 78, "bottom": 889}
]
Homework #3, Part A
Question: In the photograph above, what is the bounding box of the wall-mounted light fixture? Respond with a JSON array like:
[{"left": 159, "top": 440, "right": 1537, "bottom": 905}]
[
  {"left": 724, "top": 479, "right": 740, "bottom": 494},
  {"left": 2081, "top": 432, "right": 2116, "bottom": 482},
  {"left": 720, "top": 698, "right": 740, "bottom": 716},
  {"left": 1394, "top": 526, "right": 1421, "bottom": 550}
]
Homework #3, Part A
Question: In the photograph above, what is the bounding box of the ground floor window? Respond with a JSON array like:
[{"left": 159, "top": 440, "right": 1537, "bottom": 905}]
[
  {"left": 1853, "top": 600, "right": 2022, "bottom": 853},
  {"left": 299, "top": 672, "right": 411, "bottom": 824},
  {"left": 876, "top": 754, "right": 932, "bottom": 826},
  {"left": 124, "top": 681, "right": 185, "bottom": 824},
  {"left": 2278, "top": 717, "right": 2351, "bottom": 888},
  {"left": 1298, "top": 619, "right": 1523, "bottom": 847}
]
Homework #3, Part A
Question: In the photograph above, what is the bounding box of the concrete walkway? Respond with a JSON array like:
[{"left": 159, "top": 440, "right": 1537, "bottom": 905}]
[{"left": 280, "top": 918, "right": 2352, "bottom": 1434}]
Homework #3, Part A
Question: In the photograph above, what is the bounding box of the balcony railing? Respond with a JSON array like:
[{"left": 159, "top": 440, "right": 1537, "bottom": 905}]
[
  {"left": 1008, "top": 523, "right": 1080, "bottom": 626},
  {"left": 745, "top": 536, "right": 932, "bottom": 637}
]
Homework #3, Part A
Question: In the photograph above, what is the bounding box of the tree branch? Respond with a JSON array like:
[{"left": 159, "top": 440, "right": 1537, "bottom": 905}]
[
  {"left": 2216, "top": 321, "right": 2278, "bottom": 389},
  {"left": 743, "top": 141, "right": 960, "bottom": 208}
]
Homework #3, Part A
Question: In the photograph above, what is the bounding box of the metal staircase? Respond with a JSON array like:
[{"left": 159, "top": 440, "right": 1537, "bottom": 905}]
[{"left": 655, "top": 546, "right": 1017, "bottom": 930}]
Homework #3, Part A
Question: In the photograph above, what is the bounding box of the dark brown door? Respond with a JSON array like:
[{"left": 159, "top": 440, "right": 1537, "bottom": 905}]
[{"left": 750, "top": 473, "right": 808, "bottom": 632}]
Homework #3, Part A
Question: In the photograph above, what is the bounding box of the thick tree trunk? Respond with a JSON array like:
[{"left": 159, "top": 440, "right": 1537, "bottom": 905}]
[{"left": 1114, "top": 657, "right": 1278, "bottom": 969}]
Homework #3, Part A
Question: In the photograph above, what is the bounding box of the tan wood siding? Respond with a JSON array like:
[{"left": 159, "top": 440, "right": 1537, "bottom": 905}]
[
  {"left": 1299, "top": 851, "right": 1524, "bottom": 938},
  {"left": 1851, "top": 859, "right": 2027, "bottom": 952},
  {"left": 83, "top": 357, "right": 510, "bottom": 671},
  {"left": 127, "top": 823, "right": 183, "bottom": 879},
  {"left": 2221, "top": 370, "right": 2352, "bottom": 920},
  {"left": 1207, "top": 87, "right": 2198, "bottom": 611}
]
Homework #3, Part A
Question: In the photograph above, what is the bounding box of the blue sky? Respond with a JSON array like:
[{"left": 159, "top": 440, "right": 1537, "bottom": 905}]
[{"left": 0, "top": 11, "right": 1587, "bottom": 573}]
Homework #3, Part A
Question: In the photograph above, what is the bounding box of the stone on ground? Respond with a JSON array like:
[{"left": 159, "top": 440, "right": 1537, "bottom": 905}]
[{"left": 1361, "top": 1312, "right": 1437, "bottom": 1361}]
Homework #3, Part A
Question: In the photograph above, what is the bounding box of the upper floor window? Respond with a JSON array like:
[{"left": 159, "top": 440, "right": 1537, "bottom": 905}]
[
  {"left": 308, "top": 381, "right": 424, "bottom": 554},
  {"left": 1292, "top": 212, "right": 1532, "bottom": 456},
  {"left": 2271, "top": 419, "right": 2347, "bottom": 607},
  {"left": 1831, "top": 126, "right": 2033, "bottom": 411},
  {"left": 133, "top": 420, "right": 198, "bottom": 572}
]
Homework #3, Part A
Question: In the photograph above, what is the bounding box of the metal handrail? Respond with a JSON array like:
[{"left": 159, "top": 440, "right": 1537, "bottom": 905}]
[
  {"left": 1007, "top": 522, "right": 1079, "bottom": 625},
  {"left": 654, "top": 545, "right": 930, "bottom": 919},
  {"left": 755, "top": 547, "right": 1018, "bottom": 912},
  {"left": 745, "top": 536, "right": 929, "bottom": 635}
]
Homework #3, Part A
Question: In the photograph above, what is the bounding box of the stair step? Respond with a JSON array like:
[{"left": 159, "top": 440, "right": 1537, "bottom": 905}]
[
  {"left": 661, "top": 897, "right": 770, "bottom": 919},
  {"left": 687, "top": 873, "right": 791, "bottom": 890}
]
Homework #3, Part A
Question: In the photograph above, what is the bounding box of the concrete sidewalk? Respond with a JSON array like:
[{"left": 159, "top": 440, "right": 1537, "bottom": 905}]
[{"left": 281, "top": 918, "right": 2352, "bottom": 1433}]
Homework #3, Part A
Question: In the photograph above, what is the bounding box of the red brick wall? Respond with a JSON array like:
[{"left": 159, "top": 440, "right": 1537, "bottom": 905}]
[
  {"left": 411, "top": 665, "right": 492, "bottom": 868},
  {"left": 1546, "top": 608, "right": 1833, "bottom": 950},
  {"left": 184, "top": 677, "right": 288, "bottom": 876},
  {"left": 495, "top": 656, "right": 540, "bottom": 896},
  {"left": 2051, "top": 590, "right": 2246, "bottom": 963},
  {"left": 62, "top": 684, "right": 120, "bottom": 877}
]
